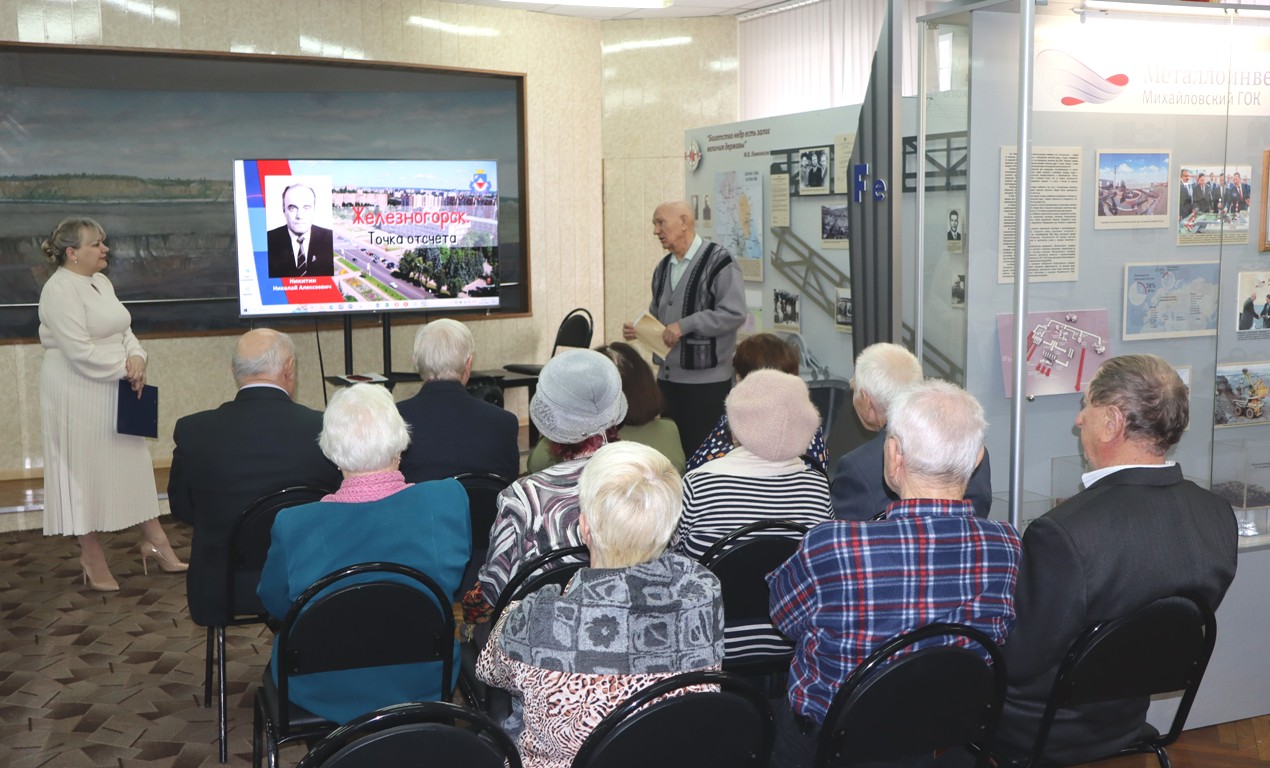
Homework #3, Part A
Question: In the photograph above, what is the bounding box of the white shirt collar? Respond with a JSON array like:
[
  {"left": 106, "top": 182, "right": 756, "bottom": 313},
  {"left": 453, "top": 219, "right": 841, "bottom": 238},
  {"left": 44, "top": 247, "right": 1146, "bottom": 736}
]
[{"left": 1082, "top": 461, "right": 1175, "bottom": 489}]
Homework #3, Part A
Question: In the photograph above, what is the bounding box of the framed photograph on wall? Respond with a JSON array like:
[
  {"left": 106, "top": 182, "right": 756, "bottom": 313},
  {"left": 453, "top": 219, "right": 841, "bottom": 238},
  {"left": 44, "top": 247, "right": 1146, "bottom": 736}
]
[
  {"left": 1215, "top": 361, "right": 1270, "bottom": 428},
  {"left": 792, "top": 147, "right": 832, "bottom": 196},
  {"left": 1261, "top": 151, "right": 1270, "bottom": 252},
  {"left": 1093, "top": 150, "right": 1170, "bottom": 230}
]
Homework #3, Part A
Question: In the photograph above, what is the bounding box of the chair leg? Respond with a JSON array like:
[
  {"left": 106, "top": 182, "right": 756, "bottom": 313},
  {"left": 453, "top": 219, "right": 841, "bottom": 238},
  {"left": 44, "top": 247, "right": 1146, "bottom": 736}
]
[
  {"left": 252, "top": 692, "right": 263, "bottom": 768},
  {"left": 217, "top": 626, "right": 228, "bottom": 763},
  {"left": 204, "top": 625, "right": 215, "bottom": 707},
  {"left": 1153, "top": 744, "right": 1171, "bottom": 768}
]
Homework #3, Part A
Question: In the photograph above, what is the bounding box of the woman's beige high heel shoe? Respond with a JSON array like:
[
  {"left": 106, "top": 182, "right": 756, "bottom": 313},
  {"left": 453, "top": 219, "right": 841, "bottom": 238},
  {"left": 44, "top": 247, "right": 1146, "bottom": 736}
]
[
  {"left": 80, "top": 556, "right": 120, "bottom": 592},
  {"left": 139, "top": 541, "right": 189, "bottom": 574}
]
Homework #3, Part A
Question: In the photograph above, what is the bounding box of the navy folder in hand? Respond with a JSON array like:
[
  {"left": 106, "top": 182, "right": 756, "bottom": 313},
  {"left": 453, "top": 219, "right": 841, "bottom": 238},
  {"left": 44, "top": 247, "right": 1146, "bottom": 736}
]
[{"left": 117, "top": 380, "right": 159, "bottom": 438}]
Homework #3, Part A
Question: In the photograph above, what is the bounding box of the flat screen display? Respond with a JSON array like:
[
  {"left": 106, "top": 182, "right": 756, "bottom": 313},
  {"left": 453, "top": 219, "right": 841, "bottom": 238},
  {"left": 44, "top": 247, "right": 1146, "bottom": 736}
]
[{"left": 234, "top": 158, "right": 500, "bottom": 317}]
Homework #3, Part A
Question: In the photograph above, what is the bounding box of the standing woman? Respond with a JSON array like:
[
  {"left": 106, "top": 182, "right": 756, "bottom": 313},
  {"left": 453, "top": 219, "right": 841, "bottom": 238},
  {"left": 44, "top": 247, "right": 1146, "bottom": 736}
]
[{"left": 39, "top": 217, "right": 186, "bottom": 592}]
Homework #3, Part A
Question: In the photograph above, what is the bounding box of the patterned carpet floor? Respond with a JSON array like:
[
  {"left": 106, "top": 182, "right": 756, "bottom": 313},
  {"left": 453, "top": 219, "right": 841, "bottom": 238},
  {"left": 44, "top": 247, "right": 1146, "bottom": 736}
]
[{"left": 0, "top": 521, "right": 304, "bottom": 768}]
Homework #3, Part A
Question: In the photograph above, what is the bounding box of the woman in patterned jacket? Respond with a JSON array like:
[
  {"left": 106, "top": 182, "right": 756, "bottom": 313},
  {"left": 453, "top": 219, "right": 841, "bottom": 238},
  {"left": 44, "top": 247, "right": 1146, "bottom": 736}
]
[{"left": 477, "top": 442, "right": 725, "bottom": 768}]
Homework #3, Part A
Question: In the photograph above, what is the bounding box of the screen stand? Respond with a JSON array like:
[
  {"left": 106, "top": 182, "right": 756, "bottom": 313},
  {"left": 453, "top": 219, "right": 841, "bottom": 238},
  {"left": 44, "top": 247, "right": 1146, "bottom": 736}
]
[
  {"left": 382, "top": 312, "right": 394, "bottom": 376},
  {"left": 343, "top": 315, "right": 354, "bottom": 375}
]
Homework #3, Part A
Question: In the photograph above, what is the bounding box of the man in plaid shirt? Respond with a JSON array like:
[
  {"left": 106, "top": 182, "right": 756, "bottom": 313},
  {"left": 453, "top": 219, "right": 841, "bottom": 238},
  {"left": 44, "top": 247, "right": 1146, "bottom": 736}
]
[{"left": 767, "top": 380, "right": 1021, "bottom": 767}]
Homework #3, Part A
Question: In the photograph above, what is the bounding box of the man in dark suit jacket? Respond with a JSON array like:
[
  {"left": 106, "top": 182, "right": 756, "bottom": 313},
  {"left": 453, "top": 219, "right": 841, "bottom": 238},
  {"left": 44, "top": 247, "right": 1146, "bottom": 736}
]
[
  {"left": 995, "top": 354, "right": 1238, "bottom": 765},
  {"left": 266, "top": 183, "right": 335, "bottom": 278},
  {"left": 397, "top": 318, "right": 520, "bottom": 482},
  {"left": 168, "top": 329, "right": 341, "bottom": 627},
  {"left": 831, "top": 342, "right": 992, "bottom": 520}
]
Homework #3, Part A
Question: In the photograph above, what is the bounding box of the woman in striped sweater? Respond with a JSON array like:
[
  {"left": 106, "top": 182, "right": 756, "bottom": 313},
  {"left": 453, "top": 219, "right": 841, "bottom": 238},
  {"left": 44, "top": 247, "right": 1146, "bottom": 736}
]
[{"left": 672, "top": 369, "right": 832, "bottom": 660}]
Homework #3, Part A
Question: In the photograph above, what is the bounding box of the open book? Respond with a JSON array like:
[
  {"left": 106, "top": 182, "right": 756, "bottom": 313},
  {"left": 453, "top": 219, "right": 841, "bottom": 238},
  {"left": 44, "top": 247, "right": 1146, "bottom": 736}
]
[{"left": 630, "top": 312, "right": 670, "bottom": 359}]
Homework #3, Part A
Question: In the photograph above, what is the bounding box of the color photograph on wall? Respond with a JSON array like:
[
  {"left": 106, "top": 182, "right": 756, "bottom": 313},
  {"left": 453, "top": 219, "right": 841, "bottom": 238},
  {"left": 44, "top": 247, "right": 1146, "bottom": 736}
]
[
  {"left": 1215, "top": 361, "right": 1270, "bottom": 428},
  {"left": 1122, "top": 261, "right": 1219, "bottom": 341},
  {"left": 1093, "top": 150, "right": 1170, "bottom": 230},
  {"left": 1260, "top": 151, "right": 1270, "bottom": 252},
  {"left": 1235, "top": 271, "right": 1270, "bottom": 336},
  {"left": 1178, "top": 162, "right": 1252, "bottom": 246}
]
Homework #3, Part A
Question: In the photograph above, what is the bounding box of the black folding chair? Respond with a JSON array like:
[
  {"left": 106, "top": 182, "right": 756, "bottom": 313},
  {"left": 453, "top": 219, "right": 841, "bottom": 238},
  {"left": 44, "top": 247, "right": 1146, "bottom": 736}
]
[
  {"left": 205, "top": 484, "right": 331, "bottom": 764},
  {"left": 452, "top": 471, "right": 514, "bottom": 592},
  {"left": 252, "top": 562, "right": 457, "bottom": 768},
  {"left": 504, "top": 307, "right": 593, "bottom": 377},
  {"left": 699, "top": 520, "right": 809, "bottom": 675},
  {"left": 993, "top": 593, "right": 1216, "bottom": 768},
  {"left": 462, "top": 544, "right": 590, "bottom": 715},
  {"left": 815, "top": 623, "right": 1006, "bottom": 768},
  {"left": 296, "top": 701, "right": 522, "bottom": 768},
  {"left": 571, "top": 670, "right": 773, "bottom": 768}
]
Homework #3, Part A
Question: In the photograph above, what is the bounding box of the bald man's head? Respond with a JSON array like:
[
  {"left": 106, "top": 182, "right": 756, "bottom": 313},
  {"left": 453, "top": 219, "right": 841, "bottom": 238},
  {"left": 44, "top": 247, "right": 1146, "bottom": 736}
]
[
  {"left": 232, "top": 329, "right": 297, "bottom": 395},
  {"left": 652, "top": 200, "right": 696, "bottom": 258}
]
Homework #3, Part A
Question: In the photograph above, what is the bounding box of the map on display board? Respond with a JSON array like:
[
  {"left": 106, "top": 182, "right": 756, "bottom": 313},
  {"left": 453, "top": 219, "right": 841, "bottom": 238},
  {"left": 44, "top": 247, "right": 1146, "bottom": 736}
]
[
  {"left": 714, "top": 170, "right": 764, "bottom": 281},
  {"left": 997, "top": 309, "right": 1111, "bottom": 398},
  {"left": 1123, "top": 262, "right": 1220, "bottom": 341}
]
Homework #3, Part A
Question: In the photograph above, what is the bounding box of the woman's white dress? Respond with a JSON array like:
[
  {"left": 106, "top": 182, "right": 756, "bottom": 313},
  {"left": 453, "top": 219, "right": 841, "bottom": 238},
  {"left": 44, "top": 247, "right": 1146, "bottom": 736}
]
[{"left": 39, "top": 268, "right": 159, "bottom": 536}]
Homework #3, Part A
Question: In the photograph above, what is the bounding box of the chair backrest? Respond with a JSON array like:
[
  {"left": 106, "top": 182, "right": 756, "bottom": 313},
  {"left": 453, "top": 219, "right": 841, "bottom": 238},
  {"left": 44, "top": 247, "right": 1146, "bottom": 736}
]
[
  {"left": 1028, "top": 593, "right": 1217, "bottom": 763},
  {"left": 297, "top": 701, "right": 522, "bottom": 768},
  {"left": 815, "top": 623, "right": 1006, "bottom": 768},
  {"left": 699, "top": 520, "right": 809, "bottom": 623},
  {"left": 552, "top": 308, "right": 594, "bottom": 356},
  {"left": 276, "top": 562, "right": 457, "bottom": 726},
  {"left": 452, "top": 472, "right": 513, "bottom": 554},
  {"left": 226, "top": 484, "right": 332, "bottom": 617},
  {"left": 489, "top": 545, "right": 590, "bottom": 629},
  {"left": 571, "top": 670, "right": 773, "bottom": 768}
]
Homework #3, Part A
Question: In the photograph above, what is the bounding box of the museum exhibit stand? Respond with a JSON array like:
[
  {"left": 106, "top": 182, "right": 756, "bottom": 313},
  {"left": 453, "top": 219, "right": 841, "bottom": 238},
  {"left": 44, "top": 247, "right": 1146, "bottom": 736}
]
[{"left": 913, "top": 0, "right": 1270, "bottom": 731}]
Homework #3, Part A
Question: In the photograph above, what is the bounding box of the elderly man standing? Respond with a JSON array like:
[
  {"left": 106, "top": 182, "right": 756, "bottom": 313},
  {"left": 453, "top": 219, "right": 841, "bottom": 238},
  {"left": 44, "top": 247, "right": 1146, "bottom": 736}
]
[
  {"left": 831, "top": 342, "right": 993, "bottom": 521},
  {"left": 168, "top": 329, "right": 340, "bottom": 628},
  {"left": 397, "top": 319, "right": 520, "bottom": 482},
  {"left": 995, "top": 355, "right": 1238, "bottom": 765},
  {"left": 769, "top": 380, "right": 1020, "bottom": 768},
  {"left": 623, "top": 200, "right": 746, "bottom": 457}
]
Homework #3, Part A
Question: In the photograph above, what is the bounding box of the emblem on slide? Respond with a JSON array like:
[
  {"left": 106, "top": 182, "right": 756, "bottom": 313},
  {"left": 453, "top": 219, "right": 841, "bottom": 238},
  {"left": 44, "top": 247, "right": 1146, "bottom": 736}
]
[
  {"left": 1036, "top": 49, "right": 1128, "bottom": 106},
  {"left": 470, "top": 170, "right": 490, "bottom": 193}
]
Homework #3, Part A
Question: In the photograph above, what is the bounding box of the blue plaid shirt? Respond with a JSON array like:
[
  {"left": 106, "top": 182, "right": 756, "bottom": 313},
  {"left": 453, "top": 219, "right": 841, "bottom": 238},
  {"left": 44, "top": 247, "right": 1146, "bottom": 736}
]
[{"left": 767, "top": 498, "right": 1021, "bottom": 724}]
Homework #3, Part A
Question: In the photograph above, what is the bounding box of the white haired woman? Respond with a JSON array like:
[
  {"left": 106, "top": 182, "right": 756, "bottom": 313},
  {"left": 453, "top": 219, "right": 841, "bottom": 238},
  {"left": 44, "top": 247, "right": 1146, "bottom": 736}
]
[
  {"left": 257, "top": 383, "right": 471, "bottom": 724},
  {"left": 477, "top": 442, "right": 725, "bottom": 768}
]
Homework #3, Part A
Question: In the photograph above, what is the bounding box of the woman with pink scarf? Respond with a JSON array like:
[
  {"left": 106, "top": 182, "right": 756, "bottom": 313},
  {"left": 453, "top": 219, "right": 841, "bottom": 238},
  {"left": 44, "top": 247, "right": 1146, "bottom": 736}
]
[{"left": 258, "top": 383, "right": 470, "bottom": 724}]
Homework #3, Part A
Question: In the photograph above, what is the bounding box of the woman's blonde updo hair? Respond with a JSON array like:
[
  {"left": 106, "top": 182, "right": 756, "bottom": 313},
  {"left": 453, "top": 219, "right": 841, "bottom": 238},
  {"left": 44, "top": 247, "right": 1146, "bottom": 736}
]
[{"left": 42, "top": 218, "right": 104, "bottom": 266}]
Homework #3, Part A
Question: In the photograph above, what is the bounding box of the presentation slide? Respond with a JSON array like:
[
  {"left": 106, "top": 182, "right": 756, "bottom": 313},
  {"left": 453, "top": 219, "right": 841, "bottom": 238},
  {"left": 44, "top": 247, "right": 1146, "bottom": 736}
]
[{"left": 234, "top": 159, "right": 500, "bottom": 318}]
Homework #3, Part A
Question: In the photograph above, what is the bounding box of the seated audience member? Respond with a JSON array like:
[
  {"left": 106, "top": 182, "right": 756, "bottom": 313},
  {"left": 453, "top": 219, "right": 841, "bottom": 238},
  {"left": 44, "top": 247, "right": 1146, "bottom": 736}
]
[
  {"left": 674, "top": 369, "right": 831, "bottom": 661},
  {"left": 168, "top": 328, "right": 341, "bottom": 628},
  {"left": 476, "top": 441, "right": 725, "bottom": 768},
  {"left": 768, "top": 380, "right": 1021, "bottom": 768},
  {"left": 397, "top": 319, "right": 520, "bottom": 482},
  {"left": 257, "top": 384, "right": 471, "bottom": 724},
  {"left": 527, "top": 341, "right": 685, "bottom": 474},
  {"left": 995, "top": 355, "right": 1238, "bottom": 765},
  {"left": 686, "top": 333, "right": 828, "bottom": 472},
  {"left": 830, "top": 342, "right": 992, "bottom": 521},
  {"left": 466, "top": 348, "right": 627, "bottom": 617}
]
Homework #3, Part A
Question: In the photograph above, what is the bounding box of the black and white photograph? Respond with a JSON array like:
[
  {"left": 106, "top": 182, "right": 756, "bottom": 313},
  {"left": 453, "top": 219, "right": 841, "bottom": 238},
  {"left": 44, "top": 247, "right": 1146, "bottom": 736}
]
[
  {"left": 835, "top": 286, "right": 853, "bottom": 333},
  {"left": 951, "top": 274, "right": 966, "bottom": 308},
  {"left": 797, "top": 146, "right": 831, "bottom": 196},
  {"left": 821, "top": 204, "right": 849, "bottom": 249},
  {"left": 947, "top": 209, "right": 964, "bottom": 253},
  {"left": 773, "top": 288, "right": 802, "bottom": 331}
]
